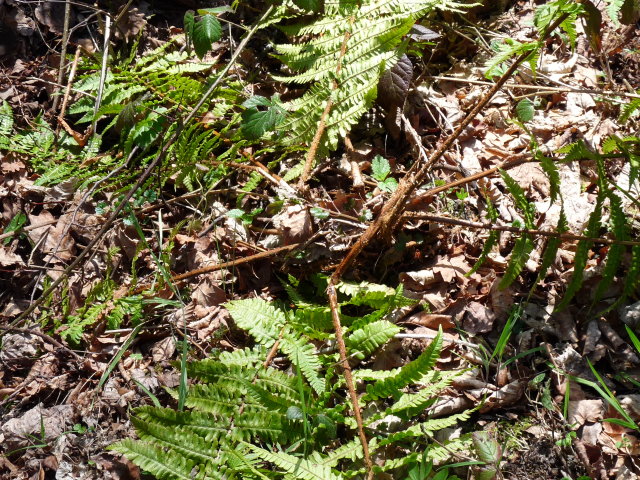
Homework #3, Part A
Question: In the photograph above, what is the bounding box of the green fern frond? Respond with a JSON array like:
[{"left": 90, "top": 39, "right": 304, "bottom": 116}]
[
  {"left": 381, "top": 410, "right": 472, "bottom": 445},
  {"left": 500, "top": 170, "right": 535, "bottom": 228},
  {"left": 530, "top": 209, "right": 568, "bottom": 295},
  {"left": 225, "top": 298, "right": 286, "bottom": 346},
  {"left": 388, "top": 370, "right": 462, "bottom": 418},
  {"left": 555, "top": 195, "right": 604, "bottom": 311},
  {"left": 280, "top": 331, "right": 326, "bottom": 394},
  {"left": 619, "top": 96, "right": 640, "bottom": 123},
  {"left": 365, "top": 328, "right": 443, "bottom": 400},
  {"left": 346, "top": 320, "right": 400, "bottom": 359},
  {"left": 500, "top": 233, "right": 535, "bottom": 289},
  {"left": 246, "top": 444, "right": 344, "bottom": 480},
  {"left": 593, "top": 193, "right": 628, "bottom": 304},
  {"left": 274, "top": 0, "right": 469, "bottom": 152},
  {"left": 337, "top": 280, "right": 397, "bottom": 308},
  {"left": 109, "top": 439, "right": 206, "bottom": 480}
]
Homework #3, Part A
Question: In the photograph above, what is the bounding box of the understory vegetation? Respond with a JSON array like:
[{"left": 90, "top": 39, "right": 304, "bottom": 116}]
[{"left": 1, "top": 0, "right": 639, "bottom": 479}]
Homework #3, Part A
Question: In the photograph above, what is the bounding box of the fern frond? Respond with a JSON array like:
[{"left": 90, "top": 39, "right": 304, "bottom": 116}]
[
  {"left": 246, "top": 444, "right": 344, "bottom": 480},
  {"left": 346, "top": 320, "right": 400, "bottom": 359},
  {"left": 619, "top": 96, "right": 640, "bottom": 123},
  {"left": 365, "top": 328, "right": 442, "bottom": 400},
  {"left": 225, "top": 298, "right": 286, "bottom": 347},
  {"left": 593, "top": 193, "right": 628, "bottom": 304},
  {"left": 388, "top": 370, "right": 462, "bottom": 418},
  {"left": 109, "top": 439, "right": 203, "bottom": 480},
  {"left": 499, "top": 233, "right": 535, "bottom": 289},
  {"left": 280, "top": 331, "right": 326, "bottom": 394},
  {"left": 530, "top": 209, "right": 567, "bottom": 294},
  {"left": 555, "top": 195, "right": 604, "bottom": 311},
  {"left": 381, "top": 410, "right": 472, "bottom": 445},
  {"left": 275, "top": 0, "right": 469, "bottom": 152},
  {"left": 337, "top": 280, "right": 397, "bottom": 308}
]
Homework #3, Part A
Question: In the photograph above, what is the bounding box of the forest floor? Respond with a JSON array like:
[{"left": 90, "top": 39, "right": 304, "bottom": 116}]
[{"left": 1, "top": 1, "right": 640, "bottom": 479}]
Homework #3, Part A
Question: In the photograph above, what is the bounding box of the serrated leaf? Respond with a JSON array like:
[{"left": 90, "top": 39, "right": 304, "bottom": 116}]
[
  {"left": 193, "top": 14, "right": 222, "bottom": 59},
  {"left": 515, "top": 98, "right": 534, "bottom": 122},
  {"left": 371, "top": 154, "right": 391, "bottom": 181},
  {"left": 310, "top": 207, "right": 330, "bottom": 219},
  {"left": 499, "top": 234, "right": 534, "bottom": 289},
  {"left": 241, "top": 96, "right": 286, "bottom": 140},
  {"left": 379, "top": 177, "right": 398, "bottom": 193},
  {"left": 472, "top": 431, "right": 502, "bottom": 464},
  {"left": 183, "top": 11, "right": 195, "bottom": 48}
]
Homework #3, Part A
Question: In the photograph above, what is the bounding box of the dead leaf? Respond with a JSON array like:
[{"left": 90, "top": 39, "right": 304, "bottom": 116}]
[
  {"left": 272, "top": 204, "right": 313, "bottom": 245},
  {"left": 463, "top": 301, "right": 496, "bottom": 334},
  {"left": 568, "top": 399, "right": 605, "bottom": 428}
]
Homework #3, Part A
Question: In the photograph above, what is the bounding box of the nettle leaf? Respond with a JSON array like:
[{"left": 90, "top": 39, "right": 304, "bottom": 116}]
[
  {"left": 371, "top": 155, "right": 391, "bottom": 181},
  {"left": 192, "top": 14, "right": 222, "bottom": 59},
  {"left": 379, "top": 177, "right": 398, "bottom": 193},
  {"left": 515, "top": 98, "right": 534, "bottom": 122},
  {"left": 241, "top": 95, "right": 286, "bottom": 140}
]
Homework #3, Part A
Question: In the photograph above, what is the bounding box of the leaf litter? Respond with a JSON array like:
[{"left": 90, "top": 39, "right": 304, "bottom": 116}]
[{"left": 1, "top": 1, "right": 640, "bottom": 479}]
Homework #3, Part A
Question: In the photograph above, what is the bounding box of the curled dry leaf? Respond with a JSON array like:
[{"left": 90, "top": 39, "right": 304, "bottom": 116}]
[
  {"left": 568, "top": 399, "right": 605, "bottom": 428},
  {"left": 463, "top": 301, "right": 496, "bottom": 334},
  {"left": 272, "top": 204, "right": 313, "bottom": 245}
]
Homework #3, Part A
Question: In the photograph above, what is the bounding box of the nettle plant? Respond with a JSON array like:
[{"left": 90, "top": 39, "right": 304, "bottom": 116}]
[{"left": 112, "top": 278, "right": 471, "bottom": 479}]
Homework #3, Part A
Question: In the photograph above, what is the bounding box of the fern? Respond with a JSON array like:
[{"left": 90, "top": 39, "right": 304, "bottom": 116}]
[
  {"left": 365, "top": 327, "right": 443, "bottom": 400},
  {"left": 273, "top": 0, "right": 471, "bottom": 154},
  {"left": 245, "top": 444, "right": 344, "bottom": 480},
  {"left": 116, "top": 281, "right": 470, "bottom": 478}
]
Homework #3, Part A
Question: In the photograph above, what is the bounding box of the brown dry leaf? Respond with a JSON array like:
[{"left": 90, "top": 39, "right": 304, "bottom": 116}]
[
  {"left": 27, "top": 211, "right": 75, "bottom": 263},
  {"left": 568, "top": 399, "right": 605, "bottom": 428},
  {"left": 151, "top": 337, "right": 176, "bottom": 363},
  {"left": 463, "top": 301, "right": 496, "bottom": 334},
  {"left": 35, "top": 1, "right": 75, "bottom": 34},
  {"left": 0, "top": 403, "right": 74, "bottom": 451},
  {"left": 0, "top": 332, "right": 42, "bottom": 370},
  {"left": 192, "top": 277, "right": 227, "bottom": 307},
  {"left": 114, "top": 7, "right": 147, "bottom": 42},
  {"left": 0, "top": 247, "right": 24, "bottom": 267},
  {"left": 272, "top": 204, "right": 313, "bottom": 245},
  {"left": 399, "top": 269, "right": 438, "bottom": 291},
  {"left": 433, "top": 254, "right": 472, "bottom": 284},
  {"left": 402, "top": 312, "right": 455, "bottom": 330},
  {"left": 477, "top": 379, "right": 527, "bottom": 412}
]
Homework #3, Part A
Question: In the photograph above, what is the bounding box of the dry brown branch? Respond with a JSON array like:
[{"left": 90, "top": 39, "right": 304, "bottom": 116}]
[{"left": 404, "top": 213, "right": 640, "bottom": 247}]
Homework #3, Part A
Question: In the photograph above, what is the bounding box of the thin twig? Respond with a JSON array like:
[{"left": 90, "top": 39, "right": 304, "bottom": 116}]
[
  {"left": 427, "top": 75, "right": 640, "bottom": 100},
  {"left": 52, "top": 0, "right": 72, "bottom": 112},
  {"left": 327, "top": 284, "right": 373, "bottom": 479},
  {"left": 404, "top": 213, "right": 640, "bottom": 247},
  {"left": 127, "top": 243, "right": 299, "bottom": 296}
]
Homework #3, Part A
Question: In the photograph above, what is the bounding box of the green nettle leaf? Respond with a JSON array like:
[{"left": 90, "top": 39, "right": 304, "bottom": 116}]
[
  {"left": 241, "top": 95, "right": 286, "bottom": 140},
  {"left": 310, "top": 207, "right": 330, "bottom": 219},
  {"left": 371, "top": 154, "right": 391, "bottom": 181},
  {"left": 192, "top": 14, "right": 222, "bottom": 59},
  {"left": 515, "top": 98, "right": 534, "bottom": 122},
  {"left": 379, "top": 177, "right": 398, "bottom": 193}
]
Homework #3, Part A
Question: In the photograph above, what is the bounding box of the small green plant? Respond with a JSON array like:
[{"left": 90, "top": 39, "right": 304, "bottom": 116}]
[
  {"left": 371, "top": 155, "right": 399, "bottom": 193},
  {"left": 111, "top": 279, "right": 473, "bottom": 478}
]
